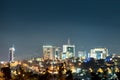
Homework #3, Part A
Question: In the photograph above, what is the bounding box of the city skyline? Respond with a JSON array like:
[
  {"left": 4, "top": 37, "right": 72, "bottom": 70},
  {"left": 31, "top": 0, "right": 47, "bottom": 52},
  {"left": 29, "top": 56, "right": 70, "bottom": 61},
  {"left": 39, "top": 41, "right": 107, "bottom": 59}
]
[{"left": 0, "top": 0, "right": 120, "bottom": 61}]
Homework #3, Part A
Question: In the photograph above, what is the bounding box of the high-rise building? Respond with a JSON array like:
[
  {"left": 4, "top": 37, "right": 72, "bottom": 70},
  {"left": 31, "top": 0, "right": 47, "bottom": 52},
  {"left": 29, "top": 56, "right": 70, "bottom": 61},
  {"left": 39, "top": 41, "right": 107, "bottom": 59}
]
[
  {"left": 9, "top": 45, "right": 15, "bottom": 62},
  {"left": 78, "top": 51, "right": 86, "bottom": 59},
  {"left": 62, "top": 39, "right": 75, "bottom": 59},
  {"left": 89, "top": 48, "right": 108, "bottom": 59},
  {"left": 43, "top": 45, "right": 54, "bottom": 60},
  {"left": 43, "top": 45, "right": 61, "bottom": 60},
  {"left": 43, "top": 45, "right": 59, "bottom": 59},
  {"left": 55, "top": 47, "right": 61, "bottom": 59}
]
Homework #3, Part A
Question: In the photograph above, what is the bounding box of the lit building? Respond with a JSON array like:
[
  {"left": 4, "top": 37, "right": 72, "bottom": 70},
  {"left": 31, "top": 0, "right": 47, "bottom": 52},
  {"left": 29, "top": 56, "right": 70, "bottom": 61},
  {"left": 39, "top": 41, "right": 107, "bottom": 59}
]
[
  {"left": 43, "top": 45, "right": 61, "bottom": 60},
  {"left": 62, "top": 39, "right": 75, "bottom": 59},
  {"left": 43, "top": 45, "right": 54, "bottom": 60},
  {"left": 9, "top": 45, "right": 15, "bottom": 62},
  {"left": 89, "top": 48, "right": 108, "bottom": 59},
  {"left": 78, "top": 51, "right": 86, "bottom": 59},
  {"left": 55, "top": 47, "right": 61, "bottom": 59},
  {"left": 62, "top": 53, "right": 67, "bottom": 59}
]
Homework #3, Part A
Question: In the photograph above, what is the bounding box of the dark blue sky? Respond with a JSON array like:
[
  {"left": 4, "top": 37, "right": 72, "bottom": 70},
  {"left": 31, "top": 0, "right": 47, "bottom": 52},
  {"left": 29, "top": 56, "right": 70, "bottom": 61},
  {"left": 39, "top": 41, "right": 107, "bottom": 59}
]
[{"left": 0, "top": 0, "right": 120, "bottom": 61}]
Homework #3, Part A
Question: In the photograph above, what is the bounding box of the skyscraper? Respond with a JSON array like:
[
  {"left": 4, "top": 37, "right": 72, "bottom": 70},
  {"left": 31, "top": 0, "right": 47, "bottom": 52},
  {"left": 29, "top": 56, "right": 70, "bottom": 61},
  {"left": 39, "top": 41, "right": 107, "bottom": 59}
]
[
  {"left": 9, "top": 45, "right": 15, "bottom": 62},
  {"left": 55, "top": 47, "right": 61, "bottom": 59},
  {"left": 62, "top": 39, "right": 75, "bottom": 59},
  {"left": 89, "top": 48, "right": 108, "bottom": 59},
  {"left": 78, "top": 51, "right": 86, "bottom": 59},
  {"left": 43, "top": 45, "right": 54, "bottom": 60}
]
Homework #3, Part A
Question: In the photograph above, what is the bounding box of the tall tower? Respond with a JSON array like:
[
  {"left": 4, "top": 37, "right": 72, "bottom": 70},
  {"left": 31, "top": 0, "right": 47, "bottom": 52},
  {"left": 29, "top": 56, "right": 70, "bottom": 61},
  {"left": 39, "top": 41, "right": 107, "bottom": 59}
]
[
  {"left": 9, "top": 45, "right": 15, "bottom": 62},
  {"left": 62, "top": 39, "right": 75, "bottom": 59},
  {"left": 55, "top": 47, "right": 61, "bottom": 59},
  {"left": 43, "top": 45, "right": 54, "bottom": 60}
]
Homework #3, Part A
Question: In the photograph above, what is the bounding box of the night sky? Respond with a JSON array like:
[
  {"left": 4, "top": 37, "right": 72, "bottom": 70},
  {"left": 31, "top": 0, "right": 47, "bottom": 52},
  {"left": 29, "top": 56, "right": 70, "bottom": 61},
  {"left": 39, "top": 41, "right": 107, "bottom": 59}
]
[{"left": 0, "top": 0, "right": 120, "bottom": 61}]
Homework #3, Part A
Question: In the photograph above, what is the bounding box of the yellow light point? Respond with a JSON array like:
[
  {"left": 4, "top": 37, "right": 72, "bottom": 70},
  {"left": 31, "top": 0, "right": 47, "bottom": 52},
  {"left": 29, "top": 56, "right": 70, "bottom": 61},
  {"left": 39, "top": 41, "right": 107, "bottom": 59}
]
[
  {"left": 89, "top": 68, "right": 93, "bottom": 72},
  {"left": 23, "top": 63, "right": 28, "bottom": 67},
  {"left": 57, "top": 66, "right": 59, "bottom": 70},
  {"left": 13, "top": 71, "right": 17, "bottom": 75},
  {"left": 71, "top": 68, "right": 76, "bottom": 73},
  {"left": 107, "top": 68, "right": 112, "bottom": 74},
  {"left": 97, "top": 68, "right": 103, "bottom": 73},
  {"left": 115, "top": 67, "right": 119, "bottom": 72},
  {"left": 18, "top": 72, "right": 21, "bottom": 75},
  {"left": 54, "top": 71, "right": 58, "bottom": 74},
  {"left": 48, "top": 70, "right": 51, "bottom": 73},
  {"left": 62, "top": 69, "right": 66, "bottom": 74}
]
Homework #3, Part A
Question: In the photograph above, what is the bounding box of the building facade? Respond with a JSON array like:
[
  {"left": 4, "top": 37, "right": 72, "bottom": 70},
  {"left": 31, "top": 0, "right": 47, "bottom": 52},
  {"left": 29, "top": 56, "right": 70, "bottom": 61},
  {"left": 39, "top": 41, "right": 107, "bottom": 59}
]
[
  {"left": 9, "top": 46, "right": 15, "bottom": 62},
  {"left": 78, "top": 51, "right": 86, "bottom": 60},
  {"left": 62, "top": 39, "right": 75, "bottom": 59},
  {"left": 54, "top": 47, "right": 61, "bottom": 59},
  {"left": 89, "top": 48, "right": 108, "bottom": 59},
  {"left": 43, "top": 45, "right": 61, "bottom": 60},
  {"left": 43, "top": 45, "right": 54, "bottom": 60}
]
